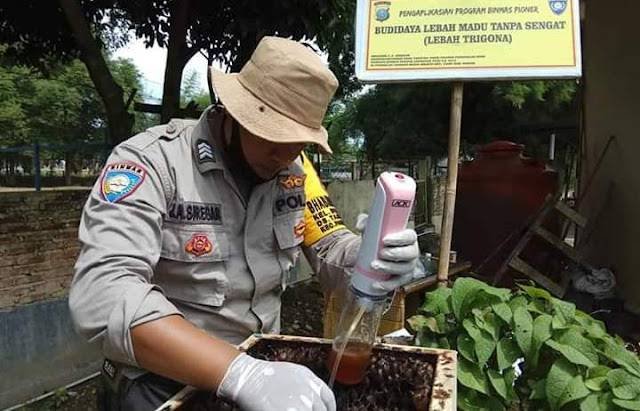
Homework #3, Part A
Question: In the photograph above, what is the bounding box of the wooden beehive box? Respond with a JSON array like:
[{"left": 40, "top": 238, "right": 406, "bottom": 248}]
[{"left": 155, "top": 334, "right": 456, "bottom": 411}]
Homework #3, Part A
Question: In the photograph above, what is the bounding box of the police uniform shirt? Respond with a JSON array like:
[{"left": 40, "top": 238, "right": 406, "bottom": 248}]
[{"left": 69, "top": 106, "right": 360, "bottom": 377}]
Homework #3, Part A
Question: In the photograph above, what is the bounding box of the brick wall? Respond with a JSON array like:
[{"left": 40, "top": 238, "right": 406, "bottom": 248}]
[{"left": 0, "top": 189, "right": 90, "bottom": 308}]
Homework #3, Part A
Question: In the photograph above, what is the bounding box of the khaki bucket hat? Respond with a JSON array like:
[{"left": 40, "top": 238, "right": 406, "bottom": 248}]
[{"left": 210, "top": 36, "right": 339, "bottom": 154}]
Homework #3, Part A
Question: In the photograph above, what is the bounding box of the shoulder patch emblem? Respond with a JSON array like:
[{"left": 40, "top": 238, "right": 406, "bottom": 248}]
[
  {"left": 197, "top": 139, "right": 215, "bottom": 163},
  {"left": 279, "top": 174, "right": 305, "bottom": 189},
  {"left": 185, "top": 233, "right": 213, "bottom": 257},
  {"left": 101, "top": 162, "right": 146, "bottom": 203}
]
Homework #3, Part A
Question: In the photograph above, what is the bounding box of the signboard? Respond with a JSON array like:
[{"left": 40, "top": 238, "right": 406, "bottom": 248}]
[{"left": 355, "top": 0, "right": 582, "bottom": 82}]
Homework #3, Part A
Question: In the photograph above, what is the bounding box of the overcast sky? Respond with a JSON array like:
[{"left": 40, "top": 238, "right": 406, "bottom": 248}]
[{"left": 113, "top": 38, "right": 218, "bottom": 102}]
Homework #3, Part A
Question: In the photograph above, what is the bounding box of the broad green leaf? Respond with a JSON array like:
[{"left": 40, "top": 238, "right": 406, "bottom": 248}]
[
  {"left": 504, "top": 368, "right": 516, "bottom": 399},
  {"left": 581, "top": 394, "right": 599, "bottom": 411},
  {"left": 468, "top": 288, "right": 511, "bottom": 313},
  {"left": 437, "top": 336, "right": 451, "bottom": 349},
  {"left": 599, "top": 393, "right": 621, "bottom": 411},
  {"left": 458, "top": 387, "right": 506, "bottom": 411},
  {"left": 421, "top": 286, "right": 452, "bottom": 315},
  {"left": 602, "top": 339, "right": 640, "bottom": 378},
  {"left": 452, "top": 278, "right": 488, "bottom": 320},
  {"left": 509, "top": 295, "right": 528, "bottom": 313},
  {"left": 492, "top": 302, "right": 512, "bottom": 324},
  {"left": 458, "top": 333, "right": 476, "bottom": 362},
  {"left": 575, "top": 310, "right": 607, "bottom": 340},
  {"left": 608, "top": 368, "right": 640, "bottom": 400},
  {"left": 531, "top": 314, "right": 553, "bottom": 367},
  {"left": 497, "top": 338, "right": 521, "bottom": 371},
  {"left": 434, "top": 313, "right": 455, "bottom": 334},
  {"left": 546, "top": 339, "right": 597, "bottom": 368},
  {"left": 613, "top": 398, "right": 640, "bottom": 410},
  {"left": 530, "top": 378, "right": 546, "bottom": 400},
  {"left": 406, "top": 315, "right": 433, "bottom": 334},
  {"left": 557, "top": 328, "right": 600, "bottom": 365},
  {"left": 558, "top": 375, "right": 590, "bottom": 408},
  {"left": 551, "top": 297, "right": 576, "bottom": 329},
  {"left": 546, "top": 359, "right": 578, "bottom": 410},
  {"left": 585, "top": 365, "right": 612, "bottom": 391},
  {"left": 513, "top": 306, "right": 533, "bottom": 358},
  {"left": 474, "top": 311, "right": 501, "bottom": 341},
  {"left": 487, "top": 369, "right": 510, "bottom": 401},
  {"left": 520, "top": 284, "right": 553, "bottom": 301},
  {"left": 458, "top": 357, "right": 491, "bottom": 395},
  {"left": 453, "top": 278, "right": 510, "bottom": 320},
  {"left": 464, "top": 319, "right": 497, "bottom": 367},
  {"left": 528, "top": 299, "right": 548, "bottom": 315}
]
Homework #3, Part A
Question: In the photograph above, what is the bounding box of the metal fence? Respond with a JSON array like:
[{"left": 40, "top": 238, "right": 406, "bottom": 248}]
[{"left": 0, "top": 141, "right": 112, "bottom": 190}]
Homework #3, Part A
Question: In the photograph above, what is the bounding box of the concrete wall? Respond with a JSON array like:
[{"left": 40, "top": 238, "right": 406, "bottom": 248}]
[
  {"left": 0, "top": 299, "right": 101, "bottom": 409},
  {"left": 580, "top": 0, "right": 640, "bottom": 312},
  {"left": 0, "top": 189, "right": 101, "bottom": 409},
  {"left": 327, "top": 180, "right": 377, "bottom": 230}
]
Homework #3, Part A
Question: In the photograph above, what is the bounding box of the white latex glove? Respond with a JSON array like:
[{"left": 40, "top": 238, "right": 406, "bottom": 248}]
[
  {"left": 355, "top": 213, "right": 420, "bottom": 292},
  {"left": 217, "top": 353, "right": 336, "bottom": 411}
]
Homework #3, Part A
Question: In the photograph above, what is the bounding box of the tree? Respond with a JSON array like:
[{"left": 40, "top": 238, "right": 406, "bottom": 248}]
[
  {"left": 0, "top": 54, "right": 147, "bottom": 182},
  {"left": 1, "top": 1, "right": 359, "bottom": 138},
  {"left": 326, "top": 80, "right": 578, "bottom": 167},
  {"left": 0, "top": 1, "right": 135, "bottom": 144}
]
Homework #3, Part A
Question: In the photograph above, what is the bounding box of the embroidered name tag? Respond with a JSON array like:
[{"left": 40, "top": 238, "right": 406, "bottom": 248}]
[
  {"left": 101, "top": 162, "right": 146, "bottom": 203},
  {"left": 166, "top": 201, "right": 222, "bottom": 225}
]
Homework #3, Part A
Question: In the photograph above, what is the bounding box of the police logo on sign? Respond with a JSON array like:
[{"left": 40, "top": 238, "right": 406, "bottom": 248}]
[
  {"left": 374, "top": 1, "right": 391, "bottom": 22},
  {"left": 548, "top": 0, "right": 568, "bottom": 15}
]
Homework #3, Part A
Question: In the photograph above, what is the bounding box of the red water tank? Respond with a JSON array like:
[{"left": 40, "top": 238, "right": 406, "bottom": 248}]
[{"left": 452, "top": 140, "right": 559, "bottom": 276}]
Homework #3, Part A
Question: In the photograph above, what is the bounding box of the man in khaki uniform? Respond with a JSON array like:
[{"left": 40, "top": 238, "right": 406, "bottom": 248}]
[{"left": 70, "top": 36, "right": 419, "bottom": 411}]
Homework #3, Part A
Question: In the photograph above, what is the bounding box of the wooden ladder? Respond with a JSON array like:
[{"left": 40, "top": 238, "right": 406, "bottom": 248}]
[{"left": 493, "top": 192, "right": 588, "bottom": 297}]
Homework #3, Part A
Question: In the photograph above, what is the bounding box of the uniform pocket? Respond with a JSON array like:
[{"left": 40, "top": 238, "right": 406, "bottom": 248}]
[
  {"left": 273, "top": 211, "right": 305, "bottom": 250},
  {"left": 273, "top": 211, "right": 305, "bottom": 287},
  {"left": 157, "top": 224, "right": 230, "bottom": 307}
]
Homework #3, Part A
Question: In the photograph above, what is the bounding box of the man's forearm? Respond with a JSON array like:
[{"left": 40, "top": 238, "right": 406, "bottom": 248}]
[{"left": 131, "top": 315, "right": 240, "bottom": 390}]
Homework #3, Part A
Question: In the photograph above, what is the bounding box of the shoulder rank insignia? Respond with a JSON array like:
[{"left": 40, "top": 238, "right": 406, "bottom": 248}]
[
  {"left": 196, "top": 139, "right": 215, "bottom": 163},
  {"left": 101, "top": 162, "right": 146, "bottom": 203}
]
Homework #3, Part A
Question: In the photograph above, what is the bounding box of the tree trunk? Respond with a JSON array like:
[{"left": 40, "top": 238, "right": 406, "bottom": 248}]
[
  {"left": 161, "top": 0, "right": 197, "bottom": 123},
  {"left": 206, "top": 51, "right": 216, "bottom": 104},
  {"left": 58, "top": 0, "right": 133, "bottom": 145}
]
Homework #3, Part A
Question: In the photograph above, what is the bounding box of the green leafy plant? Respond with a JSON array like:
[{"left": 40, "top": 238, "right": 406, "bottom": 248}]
[{"left": 408, "top": 277, "right": 640, "bottom": 410}]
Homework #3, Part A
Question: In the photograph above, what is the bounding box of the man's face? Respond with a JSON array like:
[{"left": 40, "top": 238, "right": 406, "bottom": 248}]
[{"left": 239, "top": 126, "right": 306, "bottom": 180}]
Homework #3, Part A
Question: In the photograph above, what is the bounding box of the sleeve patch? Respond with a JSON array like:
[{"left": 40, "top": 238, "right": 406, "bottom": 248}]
[{"left": 101, "top": 162, "right": 147, "bottom": 203}]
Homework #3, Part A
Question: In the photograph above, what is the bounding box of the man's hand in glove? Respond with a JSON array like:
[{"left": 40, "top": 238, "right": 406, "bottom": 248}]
[
  {"left": 355, "top": 213, "right": 420, "bottom": 292},
  {"left": 217, "top": 353, "right": 336, "bottom": 411}
]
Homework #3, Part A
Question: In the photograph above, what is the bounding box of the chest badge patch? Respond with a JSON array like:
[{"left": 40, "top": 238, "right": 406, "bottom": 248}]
[
  {"left": 185, "top": 233, "right": 213, "bottom": 257},
  {"left": 279, "top": 174, "right": 305, "bottom": 190},
  {"left": 101, "top": 163, "right": 146, "bottom": 203}
]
